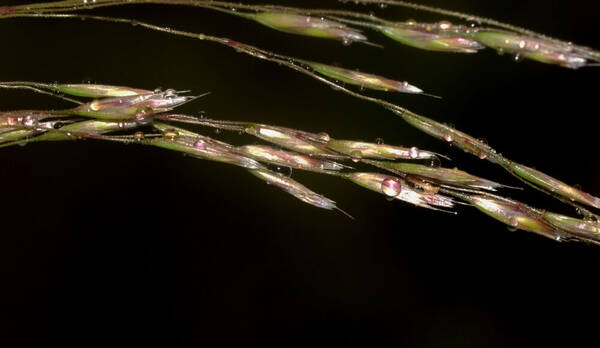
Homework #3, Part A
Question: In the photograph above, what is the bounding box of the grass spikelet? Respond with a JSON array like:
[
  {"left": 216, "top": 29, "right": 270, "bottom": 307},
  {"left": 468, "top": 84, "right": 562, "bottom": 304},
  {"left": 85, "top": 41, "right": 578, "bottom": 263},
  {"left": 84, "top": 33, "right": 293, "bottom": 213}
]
[
  {"left": 0, "top": 81, "right": 152, "bottom": 98},
  {"left": 237, "top": 145, "right": 346, "bottom": 173},
  {"left": 364, "top": 161, "right": 506, "bottom": 191},
  {"left": 377, "top": 22, "right": 485, "bottom": 53},
  {"left": 71, "top": 90, "right": 197, "bottom": 120},
  {"left": 249, "top": 12, "right": 367, "bottom": 44},
  {"left": 248, "top": 167, "right": 342, "bottom": 212},
  {"left": 471, "top": 31, "right": 589, "bottom": 69},
  {"left": 541, "top": 212, "right": 600, "bottom": 244},
  {"left": 302, "top": 60, "right": 424, "bottom": 94},
  {"left": 326, "top": 139, "right": 438, "bottom": 161},
  {"left": 150, "top": 123, "right": 262, "bottom": 169},
  {"left": 345, "top": 172, "right": 454, "bottom": 210},
  {"left": 509, "top": 163, "right": 600, "bottom": 209},
  {"left": 466, "top": 195, "right": 557, "bottom": 240}
]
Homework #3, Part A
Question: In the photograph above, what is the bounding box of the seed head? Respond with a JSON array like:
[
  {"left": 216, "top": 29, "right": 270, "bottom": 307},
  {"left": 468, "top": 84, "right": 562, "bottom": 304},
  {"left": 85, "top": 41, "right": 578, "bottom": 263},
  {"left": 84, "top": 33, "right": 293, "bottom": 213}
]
[
  {"left": 378, "top": 23, "right": 484, "bottom": 53},
  {"left": 327, "top": 139, "right": 437, "bottom": 160},
  {"left": 51, "top": 83, "right": 152, "bottom": 98},
  {"left": 238, "top": 145, "right": 345, "bottom": 172},
  {"left": 510, "top": 163, "right": 600, "bottom": 209},
  {"left": 468, "top": 196, "right": 556, "bottom": 239},
  {"left": 346, "top": 172, "right": 453, "bottom": 210},
  {"left": 307, "top": 62, "right": 423, "bottom": 94},
  {"left": 72, "top": 90, "right": 196, "bottom": 120},
  {"left": 367, "top": 161, "right": 505, "bottom": 191},
  {"left": 253, "top": 12, "right": 367, "bottom": 43},
  {"left": 249, "top": 168, "right": 338, "bottom": 210},
  {"left": 472, "top": 31, "right": 589, "bottom": 69}
]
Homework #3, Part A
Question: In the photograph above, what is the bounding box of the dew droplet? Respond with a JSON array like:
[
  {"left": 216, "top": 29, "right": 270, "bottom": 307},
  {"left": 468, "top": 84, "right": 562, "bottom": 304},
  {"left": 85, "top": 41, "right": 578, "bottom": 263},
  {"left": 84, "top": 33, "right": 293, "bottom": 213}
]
[
  {"left": 194, "top": 139, "right": 206, "bottom": 150},
  {"left": 164, "top": 89, "right": 177, "bottom": 99},
  {"left": 350, "top": 150, "right": 362, "bottom": 163},
  {"left": 214, "top": 128, "right": 221, "bottom": 134},
  {"left": 428, "top": 157, "right": 441, "bottom": 168},
  {"left": 378, "top": 2, "right": 388, "bottom": 9},
  {"left": 162, "top": 128, "right": 179, "bottom": 139},
  {"left": 154, "top": 87, "right": 162, "bottom": 93},
  {"left": 133, "top": 131, "right": 145, "bottom": 141},
  {"left": 342, "top": 38, "right": 352, "bottom": 46},
  {"left": 275, "top": 166, "right": 293, "bottom": 177},
  {"left": 513, "top": 53, "right": 522, "bottom": 62},
  {"left": 316, "top": 132, "right": 330, "bottom": 143},
  {"left": 135, "top": 106, "right": 153, "bottom": 120},
  {"left": 381, "top": 177, "right": 402, "bottom": 197},
  {"left": 23, "top": 115, "right": 38, "bottom": 128},
  {"left": 409, "top": 147, "right": 419, "bottom": 159},
  {"left": 438, "top": 21, "right": 452, "bottom": 30},
  {"left": 443, "top": 134, "right": 454, "bottom": 143},
  {"left": 375, "top": 137, "right": 384, "bottom": 145}
]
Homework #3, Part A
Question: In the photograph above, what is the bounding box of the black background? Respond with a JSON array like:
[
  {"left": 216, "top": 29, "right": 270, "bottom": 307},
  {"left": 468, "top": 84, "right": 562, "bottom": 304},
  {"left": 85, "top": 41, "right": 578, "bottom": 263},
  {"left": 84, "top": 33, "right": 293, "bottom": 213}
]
[{"left": 2, "top": 0, "right": 600, "bottom": 347}]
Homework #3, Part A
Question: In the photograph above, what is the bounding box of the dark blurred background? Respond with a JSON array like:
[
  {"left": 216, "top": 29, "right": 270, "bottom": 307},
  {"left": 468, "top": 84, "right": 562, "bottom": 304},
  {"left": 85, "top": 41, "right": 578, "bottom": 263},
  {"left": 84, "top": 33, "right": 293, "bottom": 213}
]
[{"left": 1, "top": 0, "right": 600, "bottom": 347}]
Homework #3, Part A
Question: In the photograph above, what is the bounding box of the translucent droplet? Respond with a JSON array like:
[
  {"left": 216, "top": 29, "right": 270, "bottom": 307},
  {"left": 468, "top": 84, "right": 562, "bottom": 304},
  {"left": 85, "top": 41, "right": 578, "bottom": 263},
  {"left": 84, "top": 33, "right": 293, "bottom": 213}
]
[
  {"left": 316, "top": 132, "right": 330, "bottom": 143},
  {"left": 23, "top": 116, "right": 38, "bottom": 128},
  {"left": 133, "top": 131, "right": 145, "bottom": 141},
  {"left": 276, "top": 166, "right": 293, "bottom": 177},
  {"left": 378, "top": 2, "right": 388, "bottom": 9},
  {"left": 443, "top": 134, "right": 454, "bottom": 143},
  {"left": 135, "top": 106, "right": 153, "bottom": 120},
  {"left": 409, "top": 147, "right": 419, "bottom": 159},
  {"left": 513, "top": 53, "right": 522, "bottom": 62},
  {"left": 342, "top": 38, "right": 352, "bottom": 46},
  {"left": 375, "top": 137, "right": 384, "bottom": 145},
  {"left": 350, "top": 150, "right": 362, "bottom": 163},
  {"left": 198, "top": 111, "right": 206, "bottom": 119},
  {"left": 164, "top": 89, "right": 177, "bottom": 99},
  {"left": 194, "top": 139, "right": 206, "bottom": 150},
  {"left": 428, "top": 157, "right": 441, "bottom": 168},
  {"left": 381, "top": 177, "right": 402, "bottom": 197},
  {"left": 214, "top": 128, "right": 221, "bottom": 134},
  {"left": 153, "top": 88, "right": 162, "bottom": 93},
  {"left": 162, "top": 128, "right": 179, "bottom": 139},
  {"left": 438, "top": 21, "right": 452, "bottom": 30}
]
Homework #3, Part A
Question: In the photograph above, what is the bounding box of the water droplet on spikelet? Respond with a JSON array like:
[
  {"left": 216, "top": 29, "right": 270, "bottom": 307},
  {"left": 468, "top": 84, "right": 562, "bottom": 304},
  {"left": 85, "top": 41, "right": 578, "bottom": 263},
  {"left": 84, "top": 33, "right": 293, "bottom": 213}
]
[
  {"left": 409, "top": 147, "right": 419, "bottom": 159},
  {"left": 381, "top": 178, "right": 402, "bottom": 197},
  {"left": 316, "top": 132, "right": 330, "bottom": 143},
  {"left": 350, "top": 150, "right": 362, "bottom": 163}
]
